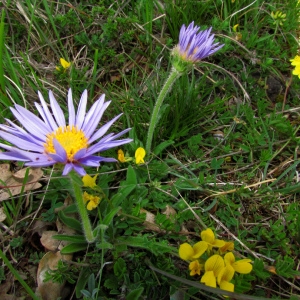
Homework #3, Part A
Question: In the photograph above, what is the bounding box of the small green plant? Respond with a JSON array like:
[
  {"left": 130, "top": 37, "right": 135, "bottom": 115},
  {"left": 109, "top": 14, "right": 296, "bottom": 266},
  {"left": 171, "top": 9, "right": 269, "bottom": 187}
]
[{"left": 44, "top": 260, "right": 77, "bottom": 284}]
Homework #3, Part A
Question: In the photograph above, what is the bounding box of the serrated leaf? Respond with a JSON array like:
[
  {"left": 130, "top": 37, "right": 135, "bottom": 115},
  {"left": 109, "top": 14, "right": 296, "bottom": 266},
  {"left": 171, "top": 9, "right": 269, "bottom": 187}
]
[
  {"left": 114, "top": 257, "right": 127, "bottom": 278},
  {"left": 253, "top": 259, "right": 271, "bottom": 280},
  {"left": 104, "top": 278, "right": 119, "bottom": 290}
]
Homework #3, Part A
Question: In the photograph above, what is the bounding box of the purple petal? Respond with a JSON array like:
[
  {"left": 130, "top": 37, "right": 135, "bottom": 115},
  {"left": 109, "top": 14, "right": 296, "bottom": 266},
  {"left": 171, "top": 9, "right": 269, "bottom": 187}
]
[
  {"left": 79, "top": 155, "right": 117, "bottom": 166},
  {"left": 11, "top": 106, "right": 50, "bottom": 139},
  {"left": 0, "top": 151, "right": 30, "bottom": 161},
  {"left": 52, "top": 139, "right": 67, "bottom": 161},
  {"left": 82, "top": 96, "right": 109, "bottom": 138},
  {"left": 88, "top": 113, "right": 122, "bottom": 143},
  {"left": 0, "top": 130, "right": 44, "bottom": 152},
  {"left": 75, "top": 90, "right": 88, "bottom": 129},
  {"left": 73, "top": 148, "right": 87, "bottom": 160},
  {"left": 48, "top": 152, "right": 66, "bottom": 163},
  {"left": 68, "top": 88, "right": 75, "bottom": 127},
  {"left": 86, "top": 138, "right": 133, "bottom": 156},
  {"left": 25, "top": 160, "right": 56, "bottom": 167},
  {"left": 49, "top": 91, "right": 66, "bottom": 127},
  {"left": 37, "top": 91, "right": 58, "bottom": 131},
  {"left": 62, "top": 163, "right": 74, "bottom": 175},
  {"left": 62, "top": 163, "right": 86, "bottom": 176}
]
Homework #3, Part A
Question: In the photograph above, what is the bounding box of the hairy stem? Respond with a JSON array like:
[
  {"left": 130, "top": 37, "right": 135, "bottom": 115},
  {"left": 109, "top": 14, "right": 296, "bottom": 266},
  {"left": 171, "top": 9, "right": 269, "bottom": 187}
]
[{"left": 146, "top": 67, "right": 182, "bottom": 154}]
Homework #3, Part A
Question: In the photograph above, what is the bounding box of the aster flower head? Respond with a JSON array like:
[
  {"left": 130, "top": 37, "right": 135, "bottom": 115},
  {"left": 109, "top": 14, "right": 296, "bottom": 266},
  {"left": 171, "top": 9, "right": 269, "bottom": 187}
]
[
  {"left": 172, "top": 21, "right": 224, "bottom": 72},
  {"left": 0, "top": 89, "right": 132, "bottom": 176}
]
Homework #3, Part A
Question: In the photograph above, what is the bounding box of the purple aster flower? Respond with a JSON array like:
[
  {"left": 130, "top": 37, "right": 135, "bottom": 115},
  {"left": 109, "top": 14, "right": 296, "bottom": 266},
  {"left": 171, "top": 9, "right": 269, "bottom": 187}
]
[
  {"left": 0, "top": 89, "right": 132, "bottom": 176},
  {"left": 174, "top": 21, "right": 224, "bottom": 62}
]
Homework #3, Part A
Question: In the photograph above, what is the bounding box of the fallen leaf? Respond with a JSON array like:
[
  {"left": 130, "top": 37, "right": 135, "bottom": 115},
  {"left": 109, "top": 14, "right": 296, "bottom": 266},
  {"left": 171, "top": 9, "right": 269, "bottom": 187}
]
[
  {"left": 0, "top": 165, "right": 43, "bottom": 201},
  {"left": 0, "top": 206, "right": 6, "bottom": 222},
  {"left": 162, "top": 205, "right": 177, "bottom": 217},
  {"left": 140, "top": 208, "right": 161, "bottom": 232},
  {"left": 40, "top": 231, "right": 61, "bottom": 251},
  {"left": 36, "top": 251, "right": 72, "bottom": 300}
]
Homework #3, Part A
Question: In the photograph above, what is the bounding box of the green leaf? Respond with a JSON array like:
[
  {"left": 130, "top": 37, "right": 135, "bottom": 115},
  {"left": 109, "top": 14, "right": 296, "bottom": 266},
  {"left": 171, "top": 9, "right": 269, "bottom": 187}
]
[
  {"left": 153, "top": 140, "right": 174, "bottom": 155},
  {"left": 211, "top": 157, "right": 224, "bottom": 170},
  {"left": 114, "top": 257, "right": 127, "bottom": 278},
  {"left": 58, "top": 210, "right": 83, "bottom": 232},
  {"left": 52, "top": 234, "right": 87, "bottom": 243},
  {"left": 63, "top": 204, "right": 78, "bottom": 214},
  {"left": 126, "top": 165, "right": 137, "bottom": 185},
  {"left": 252, "top": 259, "right": 271, "bottom": 280},
  {"left": 116, "top": 236, "right": 177, "bottom": 256},
  {"left": 102, "top": 206, "right": 121, "bottom": 226},
  {"left": 111, "top": 184, "right": 136, "bottom": 207},
  {"left": 104, "top": 278, "right": 119, "bottom": 290},
  {"left": 75, "top": 268, "right": 91, "bottom": 298},
  {"left": 126, "top": 287, "right": 144, "bottom": 300},
  {"left": 276, "top": 256, "right": 300, "bottom": 278},
  {"left": 60, "top": 243, "right": 88, "bottom": 254},
  {"left": 95, "top": 242, "right": 114, "bottom": 250}
]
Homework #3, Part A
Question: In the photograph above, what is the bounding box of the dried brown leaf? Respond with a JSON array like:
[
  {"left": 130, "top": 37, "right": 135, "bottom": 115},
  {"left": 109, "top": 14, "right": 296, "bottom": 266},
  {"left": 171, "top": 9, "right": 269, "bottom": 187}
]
[{"left": 0, "top": 166, "right": 43, "bottom": 201}]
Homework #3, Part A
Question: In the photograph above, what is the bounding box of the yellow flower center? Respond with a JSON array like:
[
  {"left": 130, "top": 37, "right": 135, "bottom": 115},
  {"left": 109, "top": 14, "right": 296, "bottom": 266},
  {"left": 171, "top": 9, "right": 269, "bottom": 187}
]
[{"left": 44, "top": 125, "right": 88, "bottom": 161}]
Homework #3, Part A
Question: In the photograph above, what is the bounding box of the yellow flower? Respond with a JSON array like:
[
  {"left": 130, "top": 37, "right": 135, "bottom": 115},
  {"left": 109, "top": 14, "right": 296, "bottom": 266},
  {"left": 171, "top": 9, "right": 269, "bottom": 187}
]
[
  {"left": 291, "top": 56, "right": 300, "bottom": 79},
  {"left": 292, "top": 66, "right": 300, "bottom": 79},
  {"left": 290, "top": 55, "right": 300, "bottom": 66},
  {"left": 200, "top": 255, "right": 224, "bottom": 288},
  {"left": 56, "top": 58, "right": 71, "bottom": 71},
  {"left": 219, "top": 241, "right": 234, "bottom": 254},
  {"left": 224, "top": 252, "right": 253, "bottom": 274},
  {"left": 179, "top": 241, "right": 208, "bottom": 261},
  {"left": 82, "top": 174, "right": 98, "bottom": 188},
  {"left": 135, "top": 147, "right": 146, "bottom": 164},
  {"left": 217, "top": 265, "right": 235, "bottom": 292},
  {"left": 117, "top": 149, "right": 132, "bottom": 163},
  {"left": 201, "top": 228, "right": 225, "bottom": 250},
  {"left": 270, "top": 11, "right": 286, "bottom": 26},
  {"left": 83, "top": 191, "right": 101, "bottom": 210},
  {"left": 189, "top": 260, "right": 202, "bottom": 276},
  {"left": 233, "top": 24, "right": 239, "bottom": 32}
]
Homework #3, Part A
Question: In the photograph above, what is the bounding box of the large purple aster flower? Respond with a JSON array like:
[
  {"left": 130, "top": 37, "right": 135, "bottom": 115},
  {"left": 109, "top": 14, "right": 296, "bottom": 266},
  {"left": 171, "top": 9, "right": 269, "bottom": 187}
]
[
  {"left": 0, "top": 89, "right": 132, "bottom": 175},
  {"left": 174, "top": 21, "right": 224, "bottom": 62}
]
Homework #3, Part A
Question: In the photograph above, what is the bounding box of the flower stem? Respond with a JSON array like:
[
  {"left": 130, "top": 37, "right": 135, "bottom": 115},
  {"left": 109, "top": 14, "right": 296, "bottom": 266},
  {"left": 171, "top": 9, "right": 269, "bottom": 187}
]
[
  {"left": 69, "top": 172, "right": 95, "bottom": 243},
  {"left": 146, "top": 67, "right": 182, "bottom": 154}
]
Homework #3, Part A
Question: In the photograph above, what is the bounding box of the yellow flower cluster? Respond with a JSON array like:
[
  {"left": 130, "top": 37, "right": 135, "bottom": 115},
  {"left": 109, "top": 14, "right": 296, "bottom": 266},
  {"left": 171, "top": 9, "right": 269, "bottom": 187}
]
[
  {"left": 82, "top": 174, "right": 102, "bottom": 210},
  {"left": 290, "top": 55, "right": 300, "bottom": 79},
  {"left": 178, "top": 228, "right": 252, "bottom": 292},
  {"left": 118, "top": 147, "right": 146, "bottom": 165}
]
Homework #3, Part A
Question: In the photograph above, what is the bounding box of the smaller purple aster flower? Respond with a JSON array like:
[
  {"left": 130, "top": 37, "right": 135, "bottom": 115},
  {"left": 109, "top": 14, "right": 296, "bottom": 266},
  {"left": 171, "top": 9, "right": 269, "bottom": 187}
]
[
  {"left": 0, "top": 89, "right": 132, "bottom": 176},
  {"left": 174, "top": 21, "right": 224, "bottom": 63}
]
